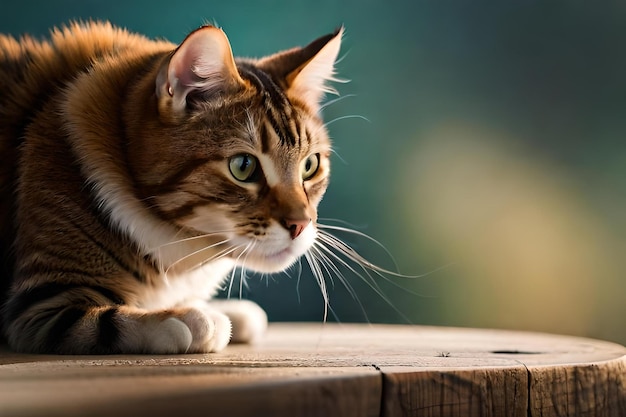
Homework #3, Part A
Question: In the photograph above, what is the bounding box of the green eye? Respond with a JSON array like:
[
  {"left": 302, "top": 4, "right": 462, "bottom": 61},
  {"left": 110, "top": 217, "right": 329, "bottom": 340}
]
[
  {"left": 229, "top": 154, "right": 258, "bottom": 182},
  {"left": 301, "top": 153, "right": 320, "bottom": 181}
]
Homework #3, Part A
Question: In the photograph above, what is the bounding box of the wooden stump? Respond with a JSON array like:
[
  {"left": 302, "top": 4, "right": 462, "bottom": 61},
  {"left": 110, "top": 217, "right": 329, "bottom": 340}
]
[{"left": 0, "top": 323, "right": 624, "bottom": 417}]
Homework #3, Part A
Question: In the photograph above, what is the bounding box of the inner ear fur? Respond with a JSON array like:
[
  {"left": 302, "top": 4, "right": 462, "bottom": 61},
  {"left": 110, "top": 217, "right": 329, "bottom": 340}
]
[
  {"left": 257, "top": 27, "right": 344, "bottom": 111},
  {"left": 156, "top": 25, "right": 246, "bottom": 117}
]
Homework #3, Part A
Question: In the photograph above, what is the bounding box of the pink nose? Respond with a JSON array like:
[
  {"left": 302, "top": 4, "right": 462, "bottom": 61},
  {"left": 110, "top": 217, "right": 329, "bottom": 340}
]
[{"left": 282, "top": 218, "right": 311, "bottom": 239}]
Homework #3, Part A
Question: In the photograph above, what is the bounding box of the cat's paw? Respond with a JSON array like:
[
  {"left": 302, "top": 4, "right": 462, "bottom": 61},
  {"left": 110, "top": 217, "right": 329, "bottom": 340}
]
[
  {"left": 178, "top": 306, "right": 232, "bottom": 353},
  {"left": 142, "top": 307, "right": 231, "bottom": 354},
  {"left": 209, "top": 299, "right": 268, "bottom": 344},
  {"left": 149, "top": 316, "right": 194, "bottom": 353}
]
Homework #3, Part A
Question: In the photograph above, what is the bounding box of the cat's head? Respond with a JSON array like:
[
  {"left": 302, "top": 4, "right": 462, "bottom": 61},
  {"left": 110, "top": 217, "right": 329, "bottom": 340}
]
[{"left": 127, "top": 26, "right": 343, "bottom": 273}]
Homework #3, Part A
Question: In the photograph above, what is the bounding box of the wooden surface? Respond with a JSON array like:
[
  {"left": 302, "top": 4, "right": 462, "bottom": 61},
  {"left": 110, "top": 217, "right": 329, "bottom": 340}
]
[{"left": 0, "top": 323, "right": 624, "bottom": 417}]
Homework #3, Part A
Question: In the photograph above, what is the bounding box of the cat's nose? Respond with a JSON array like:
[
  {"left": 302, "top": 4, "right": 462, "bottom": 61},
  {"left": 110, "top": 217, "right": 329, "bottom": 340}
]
[{"left": 282, "top": 218, "right": 311, "bottom": 239}]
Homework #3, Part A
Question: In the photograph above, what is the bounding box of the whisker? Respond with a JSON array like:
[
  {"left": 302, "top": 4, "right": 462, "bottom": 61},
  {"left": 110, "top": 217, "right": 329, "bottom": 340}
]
[
  {"left": 329, "top": 148, "right": 348, "bottom": 166},
  {"left": 308, "top": 112, "right": 368, "bottom": 143},
  {"left": 317, "top": 218, "right": 365, "bottom": 229},
  {"left": 317, "top": 224, "right": 401, "bottom": 273},
  {"left": 319, "top": 228, "right": 452, "bottom": 283},
  {"left": 310, "top": 245, "right": 355, "bottom": 301},
  {"left": 227, "top": 241, "right": 255, "bottom": 299},
  {"left": 238, "top": 241, "right": 257, "bottom": 297},
  {"left": 312, "top": 238, "right": 414, "bottom": 324},
  {"left": 309, "top": 245, "right": 371, "bottom": 323},
  {"left": 309, "top": 221, "right": 456, "bottom": 325},
  {"left": 316, "top": 232, "right": 434, "bottom": 299},
  {"left": 319, "top": 93, "right": 356, "bottom": 111},
  {"left": 311, "top": 245, "right": 336, "bottom": 289},
  {"left": 148, "top": 229, "right": 237, "bottom": 251},
  {"left": 165, "top": 239, "right": 235, "bottom": 279},
  {"left": 304, "top": 249, "right": 348, "bottom": 324},
  {"left": 316, "top": 230, "right": 403, "bottom": 278},
  {"left": 303, "top": 251, "right": 329, "bottom": 323},
  {"left": 295, "top": 256, "right": 304, "bottom": 304},
  {"left": 323, "top": 114, "right": 370, "bottom": 128},
  {"left": 313, "top": 236, "right": 385, "bottom": 297}
]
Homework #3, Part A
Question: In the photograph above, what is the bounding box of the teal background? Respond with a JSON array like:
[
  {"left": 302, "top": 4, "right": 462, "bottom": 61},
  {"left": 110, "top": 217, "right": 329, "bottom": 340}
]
[{"left": 2, "top": 1, "right": 625, "bottom": 345}]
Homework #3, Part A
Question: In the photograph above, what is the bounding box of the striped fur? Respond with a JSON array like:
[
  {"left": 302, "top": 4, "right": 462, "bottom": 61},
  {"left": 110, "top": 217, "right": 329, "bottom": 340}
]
[{"left": 0, "top": 21, "right": 342, "bottom": 354}]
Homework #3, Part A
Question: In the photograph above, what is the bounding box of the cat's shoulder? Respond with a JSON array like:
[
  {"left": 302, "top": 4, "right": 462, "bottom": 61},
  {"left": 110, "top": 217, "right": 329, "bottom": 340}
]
[
  {"left": 1, "top": 21, "right": 173, "bottom": 64},
  {"left": 51, "top": 21, "right": 174, "bottom": 59}
]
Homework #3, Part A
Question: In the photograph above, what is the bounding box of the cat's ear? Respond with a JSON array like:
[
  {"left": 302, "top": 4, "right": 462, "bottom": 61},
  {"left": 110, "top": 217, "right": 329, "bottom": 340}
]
[
  {"left": 258, "top": 27, "right": 344, "bottom": 111},
  {"left": 156, "top": 25, "right": 245, "bottom": 115}
]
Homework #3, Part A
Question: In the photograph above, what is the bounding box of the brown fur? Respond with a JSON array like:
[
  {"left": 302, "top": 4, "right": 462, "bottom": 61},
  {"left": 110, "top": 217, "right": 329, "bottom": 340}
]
[{"left": 0, "top": 21, "right": 342, "bottom": 353}]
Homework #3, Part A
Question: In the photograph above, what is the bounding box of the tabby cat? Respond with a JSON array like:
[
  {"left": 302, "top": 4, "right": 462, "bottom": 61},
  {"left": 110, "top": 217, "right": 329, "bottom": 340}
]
[{"left": 0, "top": 21, "right": 345, "bottom": 354}]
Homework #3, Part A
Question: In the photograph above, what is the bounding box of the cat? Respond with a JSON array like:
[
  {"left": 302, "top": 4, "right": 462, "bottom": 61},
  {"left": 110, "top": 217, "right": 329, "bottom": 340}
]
[{"left": 0, "top": 21, "right": 347, "bottom": 354}]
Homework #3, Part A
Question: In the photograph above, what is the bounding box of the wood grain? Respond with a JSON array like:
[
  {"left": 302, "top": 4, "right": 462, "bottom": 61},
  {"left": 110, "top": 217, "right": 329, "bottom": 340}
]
[{"left": 0, "top": 323, "right": 624, "bottom": 417}]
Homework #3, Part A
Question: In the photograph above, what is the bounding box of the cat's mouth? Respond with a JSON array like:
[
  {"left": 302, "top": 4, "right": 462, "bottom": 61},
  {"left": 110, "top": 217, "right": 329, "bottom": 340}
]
[{"left": 232, "top": 223, "right": 316, "bottom": 273}]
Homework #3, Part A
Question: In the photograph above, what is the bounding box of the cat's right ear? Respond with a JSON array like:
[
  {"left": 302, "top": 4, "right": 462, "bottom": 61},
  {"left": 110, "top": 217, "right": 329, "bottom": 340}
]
[
  {"left": 156, "top": 26, "right": 245, "bottom": 118},
  {"left": 256, "top": 27, "right": 344, "bottom": 112}
]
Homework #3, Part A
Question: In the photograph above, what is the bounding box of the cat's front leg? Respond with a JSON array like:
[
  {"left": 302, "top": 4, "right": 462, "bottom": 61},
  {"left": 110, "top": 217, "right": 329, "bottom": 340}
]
[
  {"left": 208, "top": 299, "right": 268, "bottom": 344},
  {"left": 5, "top": 297, "right": 232, "bottom": 354},
  {"left": 132, "top": 299, "right": 266, "bottom": 352},
  {"left": 143, "top": 304, "right": 233, "bottom": 354}
]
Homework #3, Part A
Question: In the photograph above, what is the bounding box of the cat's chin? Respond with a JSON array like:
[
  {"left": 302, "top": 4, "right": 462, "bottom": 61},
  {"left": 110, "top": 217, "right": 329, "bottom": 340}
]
[
  {"left": 235, "top": 225, "right": 316, "bottom": 273},
  {"left": 244, "top": 247, "right": 300, "bottom": 273}
]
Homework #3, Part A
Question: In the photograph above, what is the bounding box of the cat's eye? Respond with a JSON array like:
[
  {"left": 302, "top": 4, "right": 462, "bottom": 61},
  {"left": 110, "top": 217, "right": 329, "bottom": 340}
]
[
  {"left": 229, "top": 154, "right": 259, "bottom": 182},
  {"left": 301, "top": 153, "right": 320, "bottom": 181}
]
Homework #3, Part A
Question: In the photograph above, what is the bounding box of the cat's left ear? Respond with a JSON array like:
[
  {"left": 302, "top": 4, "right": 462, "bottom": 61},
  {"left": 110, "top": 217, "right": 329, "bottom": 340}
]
[
  {"left": 156, "top": 25, "right": 245, "bottom": 116},
  {"left": 258, "top": 27, "right": 344, "bottom": 112}
]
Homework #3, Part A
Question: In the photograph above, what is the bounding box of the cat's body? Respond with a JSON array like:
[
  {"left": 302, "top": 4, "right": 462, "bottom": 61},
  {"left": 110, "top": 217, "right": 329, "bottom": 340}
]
[{"left": 0, "top": 22, "right": 342, "bottom": 354}]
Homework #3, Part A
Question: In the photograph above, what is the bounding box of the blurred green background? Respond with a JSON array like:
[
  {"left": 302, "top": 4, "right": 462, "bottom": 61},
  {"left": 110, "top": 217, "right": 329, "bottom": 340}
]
[{"left": 3, "top": 1, "right": 624, "bottom": 345}]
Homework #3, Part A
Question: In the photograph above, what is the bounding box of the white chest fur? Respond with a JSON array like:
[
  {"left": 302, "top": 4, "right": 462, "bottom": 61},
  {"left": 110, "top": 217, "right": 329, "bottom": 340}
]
[{"left": 137, "top": 258, "right": 235, "bottom": 310}]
